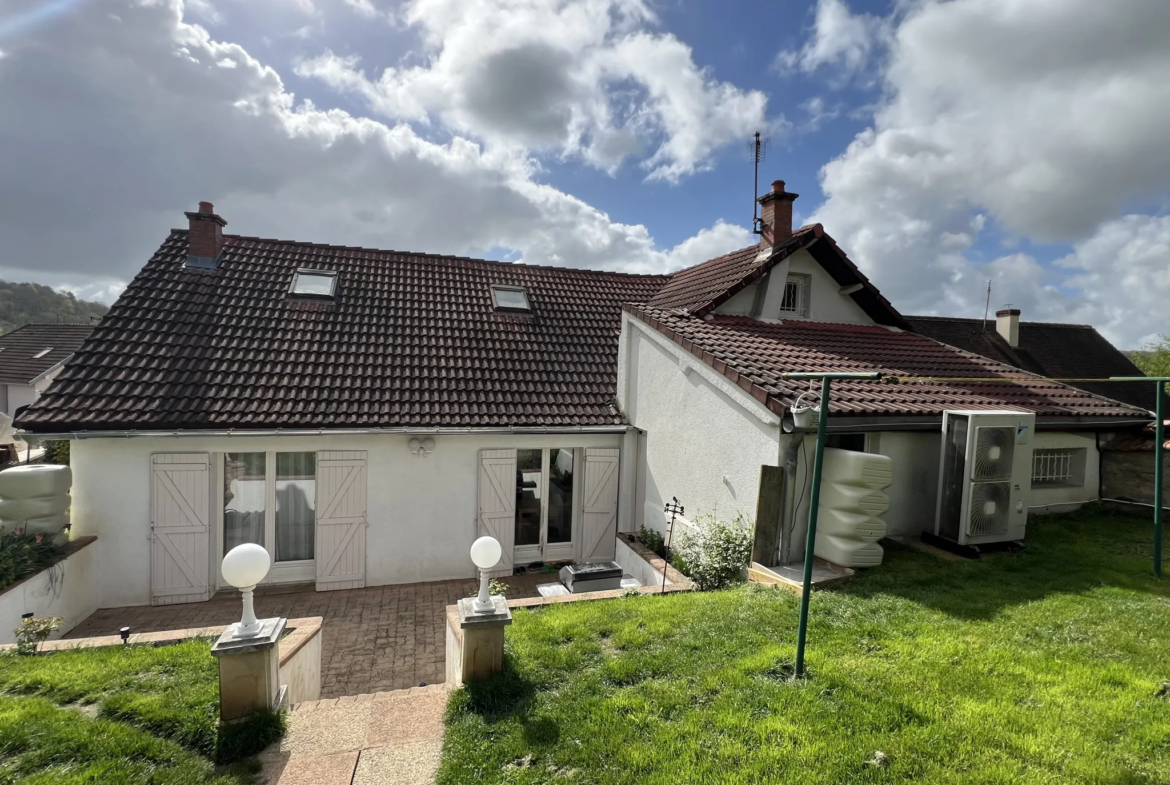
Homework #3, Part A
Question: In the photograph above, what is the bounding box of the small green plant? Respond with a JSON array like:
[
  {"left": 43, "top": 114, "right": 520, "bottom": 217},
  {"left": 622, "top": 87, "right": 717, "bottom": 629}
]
[
  {"left": 13, "top": 615, "right": 62, "bottom": 655},
  {"left": 638, "top": 525, "right": 667, "bottom": 558},
  {"left": 0, "top": 530, "right": 62, "bottom": 591},
  {"left": 43, "top": 439, "right": 71, "bottom": 466},
  {"left": 215, "top": 707, "right": 285, "bottom": 764},
  {"left": 489, "top": 578, "right": 510, "bottom": 597},
  {"left": 670, "top": 515, "right": 753, "bottom": 591}
]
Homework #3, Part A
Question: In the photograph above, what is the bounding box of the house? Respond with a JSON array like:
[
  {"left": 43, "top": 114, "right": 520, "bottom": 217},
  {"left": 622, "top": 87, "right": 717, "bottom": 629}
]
[
  {"left": 905, "top": 313, "right": 1161, "bottom": 413},
  {"left": 16, "top": 202, "right": 666, "bottom": 607},
  {"left": 0, "top": 323, "right": 94, "bottom": 418},
  {"left": 618, "top": 181, "right": 1152, "bottom": 555},
  {"left": 15, "top": 186, "right": 1153, "bottom": 608}
]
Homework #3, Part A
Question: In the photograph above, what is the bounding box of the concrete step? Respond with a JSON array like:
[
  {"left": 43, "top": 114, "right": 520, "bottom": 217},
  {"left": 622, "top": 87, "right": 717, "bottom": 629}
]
[{"left": 291, "top": 683, "right": 450, "bottom": 713}]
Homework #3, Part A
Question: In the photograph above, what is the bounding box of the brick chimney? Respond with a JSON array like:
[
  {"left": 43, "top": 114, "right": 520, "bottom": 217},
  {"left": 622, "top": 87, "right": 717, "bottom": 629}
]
[
  {"left": 184, "top": 201, "right": 227, "bottom": 269},
  {"left": 996, "top": 308, "right": 1020, "bottom": 347},
  {"left": 758, "top": 180, "right": 799, "bottom": 248}
]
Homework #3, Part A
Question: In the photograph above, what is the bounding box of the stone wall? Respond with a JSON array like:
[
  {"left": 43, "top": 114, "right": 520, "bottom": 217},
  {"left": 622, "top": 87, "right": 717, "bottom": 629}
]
[{"left": 1101, "top": 450, "right": 1170, "bottom": 506}]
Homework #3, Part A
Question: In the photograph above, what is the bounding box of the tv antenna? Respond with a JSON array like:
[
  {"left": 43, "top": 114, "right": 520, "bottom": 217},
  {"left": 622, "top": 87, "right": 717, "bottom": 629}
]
[
  {"left": 749, "top": 131, "right": 769, "bottom": 235},
  {"left": 982, "top": 280, "right": 991, "bottom": 332}
]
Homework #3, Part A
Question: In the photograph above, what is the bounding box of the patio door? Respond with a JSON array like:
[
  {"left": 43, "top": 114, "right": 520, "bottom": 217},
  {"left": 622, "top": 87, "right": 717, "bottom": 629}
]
[
  {"left": 220, "top": 451, "right": 317, "bottom": 586},
  {"left": 514, "top": 448, "right": 578, "bottom": 565}
]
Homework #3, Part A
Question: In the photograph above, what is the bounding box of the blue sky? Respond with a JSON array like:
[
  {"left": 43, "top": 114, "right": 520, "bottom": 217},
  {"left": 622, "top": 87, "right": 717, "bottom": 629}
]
[{"left": 1, "top": 0, "right": 1168, "bottom": 347}]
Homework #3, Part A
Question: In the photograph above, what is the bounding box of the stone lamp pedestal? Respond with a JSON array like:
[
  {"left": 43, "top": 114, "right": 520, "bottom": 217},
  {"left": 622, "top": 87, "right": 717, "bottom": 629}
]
[
  {"left": 456, "top": 596, "right": 511, "bottom": 682},
  {"left": 210, "top": 617, "right": 288, "bottom": 722}
]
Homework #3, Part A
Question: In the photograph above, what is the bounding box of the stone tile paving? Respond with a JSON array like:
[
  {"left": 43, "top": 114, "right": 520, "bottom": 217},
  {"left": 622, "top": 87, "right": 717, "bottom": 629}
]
[
  {"left": 258, "top": 684, "right": 450, "bottom": 785},
  {"left": 67, "top": 574, "right": 549, "bottom": 698}
]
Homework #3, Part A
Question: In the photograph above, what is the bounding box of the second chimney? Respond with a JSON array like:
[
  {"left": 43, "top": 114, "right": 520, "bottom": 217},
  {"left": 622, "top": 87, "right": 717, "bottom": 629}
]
[
  {"left": 758, "top": 180, "right": 799, "bottom": 248},
  {"left": 184, "top": 201, "right": 227, "bottom": 269},
  {"left": 996, "top": 308, "right": 1021, "bottom": 347}
]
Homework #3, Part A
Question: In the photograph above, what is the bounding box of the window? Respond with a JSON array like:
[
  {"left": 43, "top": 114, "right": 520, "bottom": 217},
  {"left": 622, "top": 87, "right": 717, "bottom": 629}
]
[
  {"left": 290, "top": 269, "right": 337, "bottom": 297},
  {"left": 492, "top": 285, "right": 531, "bottom": 312},
  {"left": 223, "top": 451, "right": 316, "bottom": 567},
  {"left": 1031, "top": 448, "right": 1087, "bottom": 488},
  {"left": 778, "top": 274, "right": 810, "bottom": 318},
  {"left": 32, "top": 347, "right": 52, "bottom": 359}
]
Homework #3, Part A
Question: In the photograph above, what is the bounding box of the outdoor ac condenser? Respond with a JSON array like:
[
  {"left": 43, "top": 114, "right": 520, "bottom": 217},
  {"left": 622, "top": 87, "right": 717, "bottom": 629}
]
[{"left": 934, "top": 410, "right": 1035, "bottom": 546}]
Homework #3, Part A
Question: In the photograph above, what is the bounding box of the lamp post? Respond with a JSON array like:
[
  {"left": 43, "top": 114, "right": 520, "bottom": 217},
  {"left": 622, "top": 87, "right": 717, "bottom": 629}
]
[
  {"left": 220, "top": 543, "right": 271, "bottom": 637},
  {"left": 470, "top": 535, "right": 503, "bottom": 613}
]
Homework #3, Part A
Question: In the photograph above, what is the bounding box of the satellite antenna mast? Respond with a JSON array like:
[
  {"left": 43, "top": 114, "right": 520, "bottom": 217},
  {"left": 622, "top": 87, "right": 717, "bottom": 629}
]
[
  {"left": 749, "top": 131, "right": 769, "bottom": 235},
  {"left": 982, "top": 280, "right": 991, "bottom": 332}
]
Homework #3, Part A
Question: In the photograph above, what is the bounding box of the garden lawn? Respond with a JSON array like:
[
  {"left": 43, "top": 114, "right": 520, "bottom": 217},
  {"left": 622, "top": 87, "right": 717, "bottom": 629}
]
[
  {"left": 0, "top": 639, "right": 275, "bottom": 783},
  {"left": 440, "top": 507, "right": 1170, "bottom": 784}
]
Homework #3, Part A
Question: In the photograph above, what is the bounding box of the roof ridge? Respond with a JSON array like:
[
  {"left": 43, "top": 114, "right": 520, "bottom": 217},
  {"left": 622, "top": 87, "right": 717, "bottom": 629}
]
[
  {"left": 907, "top": 314, "right": 1095, "bottom": 329},
  {"left": 169, "top": 229, "right": 672, "bottom": 281}
]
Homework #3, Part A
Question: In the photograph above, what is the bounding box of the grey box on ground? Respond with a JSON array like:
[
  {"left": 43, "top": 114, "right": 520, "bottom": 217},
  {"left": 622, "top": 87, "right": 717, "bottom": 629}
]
[{"left": 559, "top": 561, "right": 623, "bottom": 593}]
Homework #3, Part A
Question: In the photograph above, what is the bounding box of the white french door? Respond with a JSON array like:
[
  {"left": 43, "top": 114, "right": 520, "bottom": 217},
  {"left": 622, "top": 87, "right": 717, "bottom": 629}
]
[
  {"left": 513, "top": 447, "right": 578, "bottom": 565},
  {"left": 219, "top": 451, "right": 317, "bottom": 586}
]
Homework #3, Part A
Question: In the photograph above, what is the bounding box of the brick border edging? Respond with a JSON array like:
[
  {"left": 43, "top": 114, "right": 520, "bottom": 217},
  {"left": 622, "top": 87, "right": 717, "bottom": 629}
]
[{"left": 0, "top": 615, "right": 323, "bottom": 667}]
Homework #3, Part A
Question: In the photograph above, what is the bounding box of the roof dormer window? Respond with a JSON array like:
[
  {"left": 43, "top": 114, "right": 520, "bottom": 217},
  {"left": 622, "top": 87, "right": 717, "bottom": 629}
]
[
  {"left": 778, "top": 274, "right": 810, "bottom": 318},
  {"left": 290, "top": 269, "right": 337, "bottom": 298},
  {"left": 491, "top": 285, "right": 531, "bottom": 313}
]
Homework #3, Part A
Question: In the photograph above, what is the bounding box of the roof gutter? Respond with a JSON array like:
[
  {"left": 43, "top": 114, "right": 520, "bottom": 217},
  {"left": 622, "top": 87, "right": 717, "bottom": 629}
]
[
  {"left": 28, "top": 355, "right": 73, "bottom": 386},
  {"left": 812, "top": 415, "right": 1153, "bottom": 433},
  {"left": 17, "top": 424, "right": 634, "bottom": 442}
]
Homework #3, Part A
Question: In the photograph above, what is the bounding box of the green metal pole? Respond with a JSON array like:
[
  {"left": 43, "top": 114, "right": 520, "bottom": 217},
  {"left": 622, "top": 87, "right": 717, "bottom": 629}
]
[
  {"left": 1156, "top": 383, "right": 1164, "bottom": 577},
  {"left": 794, "top": 376, "right": 831, "bottom": 677}
]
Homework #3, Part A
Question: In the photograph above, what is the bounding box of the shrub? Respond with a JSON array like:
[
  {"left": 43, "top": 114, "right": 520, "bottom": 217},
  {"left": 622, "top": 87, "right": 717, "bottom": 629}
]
[
  {"left": 215, "top": 707, "right": 285, "bottom": 764},
  {"left": 43, "top": 440, "right": 70, "bottom": 466},
  {"left": 0, "top": 530, "right": 62, "bottom": 591},
  {"left": 13, "top": 616, "right": 62, "bottom": 655},
  {"left": 638, "top": 525, "right": 667, "bottom": 558},
  {"left": 670, "top": 516, "right": 753, "bottom": 591}
]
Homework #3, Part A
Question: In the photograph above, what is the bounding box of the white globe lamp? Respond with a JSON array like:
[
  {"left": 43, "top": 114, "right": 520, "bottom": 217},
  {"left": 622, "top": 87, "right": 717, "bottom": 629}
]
[
  {"left": 470, "top": 535, "right": 502, "bottom": 613},
  {"left": 221, "top": 543, "right": 271, "bottom": 637}
]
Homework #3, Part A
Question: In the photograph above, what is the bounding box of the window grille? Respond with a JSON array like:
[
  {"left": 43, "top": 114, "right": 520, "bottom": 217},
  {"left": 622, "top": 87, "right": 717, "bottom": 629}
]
[
  {"left": 778, "top": 274, "right": 810, "bottom": 318},
  {"left": 1031, "top": 448, "right": 1087, "bottom": 488}
]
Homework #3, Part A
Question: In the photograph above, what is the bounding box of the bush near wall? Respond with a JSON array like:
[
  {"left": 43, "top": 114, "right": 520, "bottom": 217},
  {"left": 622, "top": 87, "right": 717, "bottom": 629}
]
[
  {"left": 670, "top": 516, "right": 753, "bottom": 591},
  {"left": 43, "top": 440, "right": 70, "bottom": 466},
  {"left": 0, "top": 531, "right": 62, "bottom": 592}
]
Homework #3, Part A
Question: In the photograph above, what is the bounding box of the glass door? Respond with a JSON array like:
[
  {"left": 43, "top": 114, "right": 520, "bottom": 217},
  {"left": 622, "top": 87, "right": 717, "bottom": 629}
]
[
  {"left": 221, "top": 451, "right": 316, "bottom": 585},
  {"left": 513, "top": 448, "right": 577, "bottom": 565}
]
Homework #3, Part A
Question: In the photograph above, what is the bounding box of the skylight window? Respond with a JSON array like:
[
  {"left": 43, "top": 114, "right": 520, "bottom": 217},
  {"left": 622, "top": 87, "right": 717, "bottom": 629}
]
[
  {"left": 32, "top": 347, "right": 52, "bottom": 359},
  {"left": 492, "top": 286, "right": 531, "bottom": 312},
  {"left": 290, "top": 269, "right": 337, "bottom": 298}
]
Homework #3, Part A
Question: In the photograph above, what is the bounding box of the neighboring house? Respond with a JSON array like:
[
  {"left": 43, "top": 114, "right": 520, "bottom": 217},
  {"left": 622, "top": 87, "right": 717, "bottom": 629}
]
[
  {"left": 14, "top": 188, "right": 1154, "bottom": 608},
  {"left": 0, "top": 323, "right": 95, "bottom": 419},
  {"left": 905, "top": 313, "right": 1161, "bottom": 413},
  {"left": 618, "top": 181, "right": 1152, "bottom": 555},
  {"left": 16, "top": 202, "right": 667, "bottom": 607}
]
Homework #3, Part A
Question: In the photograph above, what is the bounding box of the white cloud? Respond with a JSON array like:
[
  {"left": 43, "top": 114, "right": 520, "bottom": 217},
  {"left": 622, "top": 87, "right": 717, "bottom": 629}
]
[
  {"left": 296, "top": 0, "right": 769, "bottom": 181},
  {"left": 811, "top": 0, "right": 1170, "bottom": 347},
  {"left": 0, "top": 0, "right": 747, "bottom": 297},
  {"left": 343, "top": 0, "right": 378, "bottom": 17},
  {"left": 776, "top": 0, "right": 886, "bottom": 81}
]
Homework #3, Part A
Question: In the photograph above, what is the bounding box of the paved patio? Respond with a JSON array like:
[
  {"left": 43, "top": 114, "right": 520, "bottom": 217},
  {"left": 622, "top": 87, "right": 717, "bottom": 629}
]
[{"left": 67, "top": 574, "right": 552, "bottom": 698}]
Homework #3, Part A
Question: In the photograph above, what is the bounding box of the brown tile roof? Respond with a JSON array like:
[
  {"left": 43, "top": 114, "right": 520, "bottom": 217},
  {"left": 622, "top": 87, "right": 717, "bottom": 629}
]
[
  {"left": 0, "top": 324, "right": 95, "bottom": 385},
  {"left": 16, "top": 232, "right": 668, "bottom": 432},
  {"left": 647, "top": 225, "right": 908, "bottom": 328},
  {"left": 906, "top": 315, "right": 1160, "bottom": 413},
  {"left": 626, "top": 305, "right": 1151, "bottom": 422}
]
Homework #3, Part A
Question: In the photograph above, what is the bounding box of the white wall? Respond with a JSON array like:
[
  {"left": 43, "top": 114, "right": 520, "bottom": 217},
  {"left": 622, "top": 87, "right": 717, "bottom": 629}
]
[
  {"left": 712, "top": 249, "right": 875, "bottom": 325},
  {"left": 619, "top": 313, "right": 782, "bottom": 536},
  {"left": 0, "top": 538, "right": 100, "bottom": 645},
  {"left": 1029, "top": 431, "right": 1100, "bottom": 513},
  {"left": 70, "top": 430, "right": 627, "bottom": 608},
  {"left": 7, "top": 384, "right": 38, "bottom": 418}
]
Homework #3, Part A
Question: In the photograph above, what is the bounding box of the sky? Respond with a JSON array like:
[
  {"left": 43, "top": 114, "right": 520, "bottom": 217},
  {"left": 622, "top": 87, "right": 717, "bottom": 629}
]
[{"left": 1, "top": 0, "right": 1168, "bottom": 349}]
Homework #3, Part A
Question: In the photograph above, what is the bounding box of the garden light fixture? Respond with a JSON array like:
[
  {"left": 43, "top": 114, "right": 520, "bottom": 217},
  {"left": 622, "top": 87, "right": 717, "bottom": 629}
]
[
  {"left": 469, "top": 535, "right": 502, "bottom": 613},
  {"left": 221, "top": 543, "right": 271, "bottom": 637}
]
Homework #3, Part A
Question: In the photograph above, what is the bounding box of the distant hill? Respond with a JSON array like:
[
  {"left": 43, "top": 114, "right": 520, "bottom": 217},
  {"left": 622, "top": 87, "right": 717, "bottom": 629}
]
[{"left": 0, "top": 280, "right": 108, "bottom": 335}]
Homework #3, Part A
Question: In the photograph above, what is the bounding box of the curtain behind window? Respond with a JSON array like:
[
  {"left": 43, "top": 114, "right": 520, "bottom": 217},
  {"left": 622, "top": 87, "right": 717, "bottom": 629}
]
[{"left": 276, "top": 452, "right": 316, "bottom": 562}]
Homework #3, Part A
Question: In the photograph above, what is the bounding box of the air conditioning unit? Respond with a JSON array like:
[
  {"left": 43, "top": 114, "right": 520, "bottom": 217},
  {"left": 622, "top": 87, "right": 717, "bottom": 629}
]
[{"left": 933, "top": 410, "right": 1035, "bottom": 547}]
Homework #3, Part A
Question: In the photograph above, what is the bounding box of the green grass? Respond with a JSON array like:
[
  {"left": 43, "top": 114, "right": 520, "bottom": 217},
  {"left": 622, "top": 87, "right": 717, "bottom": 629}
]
[
  {"left": 0, "top": 639, "right": 276, "bottom": 783},
  {"left": 439, "top": 507, "right": 1170, "bottom": 784}
]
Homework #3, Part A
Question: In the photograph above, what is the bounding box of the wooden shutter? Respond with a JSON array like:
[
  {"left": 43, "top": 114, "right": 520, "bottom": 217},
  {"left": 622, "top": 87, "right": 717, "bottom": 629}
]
[
  {"left": 581, "top": 448, "right": 620, "bottom": 563},
  {"left": 151, "top": 453, "right": 211, "bottom": 606},
  {"left": 315, "top": 451, "right": 367, "bottom": 591},
  {"left": 478, "top": 449, "right": 516, "bottom": 577}
]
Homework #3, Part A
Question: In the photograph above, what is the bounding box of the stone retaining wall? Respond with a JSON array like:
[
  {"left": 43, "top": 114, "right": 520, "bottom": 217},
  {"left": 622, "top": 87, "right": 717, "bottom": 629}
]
[
  {"left": 0, "top": 536, "right": 98, "bottom": 645},
  {"left": 1101, "top": 451, "right": 1170, "bottom": 506}
]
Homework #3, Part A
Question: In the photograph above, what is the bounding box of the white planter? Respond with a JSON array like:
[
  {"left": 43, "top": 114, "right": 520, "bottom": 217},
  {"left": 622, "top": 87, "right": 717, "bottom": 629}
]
[{"left": 0, "top": 537, "right": 99, "bottom": 645}]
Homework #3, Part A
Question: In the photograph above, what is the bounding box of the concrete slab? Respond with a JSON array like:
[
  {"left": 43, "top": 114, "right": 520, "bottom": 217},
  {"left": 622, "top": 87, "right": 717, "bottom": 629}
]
[
  {"left": 364, "top": 689, "right": 447, "bottom": 748},
  {"left": 261, "top": 750, "right": 358, "bottom": 785},
  {"left": 279, "top": 702, "right": 372, "bottom": 757},
  {"left": 353, "top": 741, "right": 443, "bottom": 785}
]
